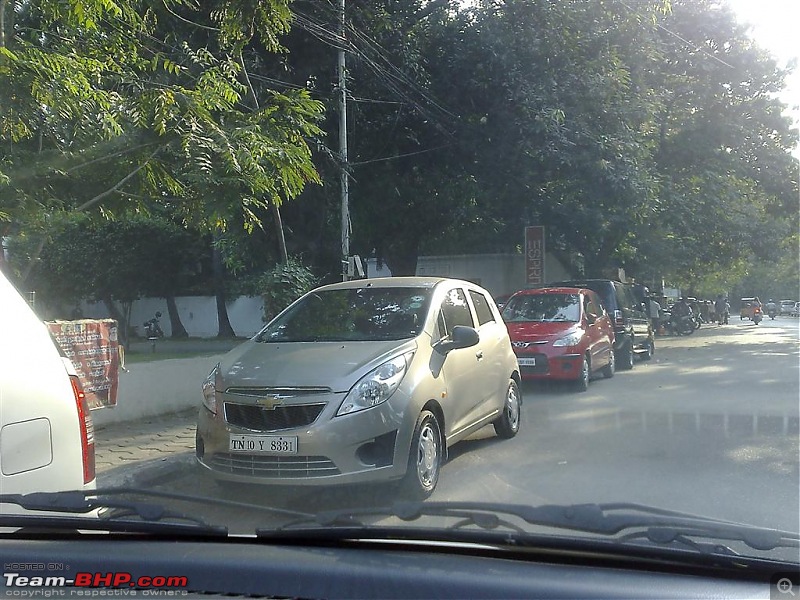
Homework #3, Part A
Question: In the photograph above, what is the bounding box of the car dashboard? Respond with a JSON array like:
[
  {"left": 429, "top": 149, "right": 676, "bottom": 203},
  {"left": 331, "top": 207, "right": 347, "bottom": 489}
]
[{"left": 0, "top": 534, "right": 790, "bottom": 599}]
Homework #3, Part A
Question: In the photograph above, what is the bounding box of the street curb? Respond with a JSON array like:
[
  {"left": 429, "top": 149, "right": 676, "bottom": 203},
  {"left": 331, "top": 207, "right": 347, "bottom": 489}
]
[{"left": 98, "top": 454, "right": 197, "bottom": 489}]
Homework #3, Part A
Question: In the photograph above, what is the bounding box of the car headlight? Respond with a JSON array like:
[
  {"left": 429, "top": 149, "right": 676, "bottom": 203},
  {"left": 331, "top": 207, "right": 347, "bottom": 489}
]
[
  {"left": 337, "top": 352, "right": 414, "bottom": 417},
  {"left": 552, "top": 331, "right": 583, "bottom": 347},
  {"left": 203, "top": 363, "right": 221, "bottom": 414}
]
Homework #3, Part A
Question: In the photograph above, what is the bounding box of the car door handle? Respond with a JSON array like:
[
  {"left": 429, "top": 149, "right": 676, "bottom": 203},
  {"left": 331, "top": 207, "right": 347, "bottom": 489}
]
[{"left": 476, "top": 351, "right": 484, "bottom": 360}]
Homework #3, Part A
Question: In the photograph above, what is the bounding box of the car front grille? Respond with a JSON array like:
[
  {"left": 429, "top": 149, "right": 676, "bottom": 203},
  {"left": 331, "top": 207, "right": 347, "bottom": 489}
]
[
  {"left": 224, "top": 402, "right": 326, "bottom": 432},
  {"left": 210, "top": 453, "right": 340, "bottom": 478},
  {"left": 518, "top": 353, "right": 549, "bottom": 375}
]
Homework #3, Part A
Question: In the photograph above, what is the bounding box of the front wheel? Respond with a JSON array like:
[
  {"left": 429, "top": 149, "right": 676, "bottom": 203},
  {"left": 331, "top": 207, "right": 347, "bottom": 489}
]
[
  {"left": 402, "top": 411, "right": 442, "bottom": 500},
  {"left": 574, "top": 356, "right": 590, "bottom": 392},
  {"left": 493, "top": 379, "right": 521, "bottom": 438}
]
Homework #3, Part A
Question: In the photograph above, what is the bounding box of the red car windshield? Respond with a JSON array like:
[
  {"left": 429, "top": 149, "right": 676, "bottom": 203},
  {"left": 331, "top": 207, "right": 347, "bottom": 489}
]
[{"left": 503, "top": 294, "right": 581, "bottom": 323}]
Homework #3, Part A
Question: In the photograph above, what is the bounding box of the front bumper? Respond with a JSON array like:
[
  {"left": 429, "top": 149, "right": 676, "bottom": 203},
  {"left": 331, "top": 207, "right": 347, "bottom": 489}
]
[
  {"left": 195, "top": 390, "right": 415, "bottom": 486},
  {"left": 515, "top": 351, "right": 583, "bottom": 381}
]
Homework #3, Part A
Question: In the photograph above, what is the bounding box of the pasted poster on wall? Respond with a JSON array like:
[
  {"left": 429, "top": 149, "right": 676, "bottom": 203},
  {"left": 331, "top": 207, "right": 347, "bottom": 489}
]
[{"left": 46, "top": 319, "right": 120, "bottom": 410}]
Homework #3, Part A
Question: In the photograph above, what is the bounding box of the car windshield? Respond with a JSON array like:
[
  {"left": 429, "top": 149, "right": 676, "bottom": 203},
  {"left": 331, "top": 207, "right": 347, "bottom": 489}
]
[
  {"left": 503, "top": 294, "right": 581, "bottom": 323},
  {"left": 256, "top": 287, "right": 431, "bottom": 342},
  {"left": 1, "top": 0, "right": 799, "bottom": 586}
]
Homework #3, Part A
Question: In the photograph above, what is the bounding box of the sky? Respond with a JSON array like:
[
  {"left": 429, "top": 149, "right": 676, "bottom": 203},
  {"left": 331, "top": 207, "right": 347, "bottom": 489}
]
[{"left": 725, "top": 0, "right": 800, "bottom": 153}]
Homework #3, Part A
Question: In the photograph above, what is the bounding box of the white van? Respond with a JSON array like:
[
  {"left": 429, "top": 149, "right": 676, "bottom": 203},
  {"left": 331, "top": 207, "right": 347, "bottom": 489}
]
[{"left": 0, "top": 270, "right": 95, "bottom": 496}]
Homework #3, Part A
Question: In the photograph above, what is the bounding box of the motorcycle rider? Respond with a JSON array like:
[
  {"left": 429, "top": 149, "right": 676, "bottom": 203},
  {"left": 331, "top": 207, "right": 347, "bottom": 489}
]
[
  {"left": 766, "top": 298, "right": 778, "bottom": 319},
  {"left": 672, "top": 297, "right": 691, "bottom": 319},
  {"left": 669, "top": 297, "right": 694, "bottom": 334}
]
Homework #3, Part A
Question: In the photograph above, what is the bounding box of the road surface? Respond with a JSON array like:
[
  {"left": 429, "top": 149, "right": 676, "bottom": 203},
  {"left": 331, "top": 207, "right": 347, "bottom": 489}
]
[{"left": 122, "top": 318, "right": 800, "bottom": 538}]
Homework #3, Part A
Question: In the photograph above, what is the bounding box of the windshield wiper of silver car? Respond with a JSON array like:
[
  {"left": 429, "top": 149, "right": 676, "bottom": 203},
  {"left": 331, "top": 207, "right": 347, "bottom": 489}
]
[{"left": 260, "top": 500, "right": 799, "bottom": 557}]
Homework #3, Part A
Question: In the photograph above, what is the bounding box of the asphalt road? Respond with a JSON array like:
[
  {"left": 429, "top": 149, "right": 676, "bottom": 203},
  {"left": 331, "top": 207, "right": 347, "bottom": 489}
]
[{"left": 140, "top": 317, "right": 800, "bottom": 538}]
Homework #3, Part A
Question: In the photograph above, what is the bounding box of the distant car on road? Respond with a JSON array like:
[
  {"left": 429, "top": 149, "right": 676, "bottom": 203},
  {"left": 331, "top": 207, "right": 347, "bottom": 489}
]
[
  {"left": 0, "top": 270, "right": 96, "bottom": 499},
  {"left": 196, "top": 277, "right": 521, "bottom": 499},
  {"left": 502, "top": 287, "right": 615, "bottom": 391},
  {"left": 779, "top": 300, "right": 795, "bottom": 316}
]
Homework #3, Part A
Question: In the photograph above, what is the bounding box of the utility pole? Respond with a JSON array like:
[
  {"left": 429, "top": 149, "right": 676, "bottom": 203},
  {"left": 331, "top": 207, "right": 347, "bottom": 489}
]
[{"left": 338, "top": 0, "right": 350, "bottom": 281}]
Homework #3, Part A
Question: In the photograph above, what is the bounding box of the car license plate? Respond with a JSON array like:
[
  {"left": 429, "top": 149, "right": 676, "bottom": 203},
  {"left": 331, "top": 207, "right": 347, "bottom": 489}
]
[
  {"left": 518, "top": 357, "right": 536, "bottom": 366},
  {"left": 229, "top": 434, "right": 298, "bottom": 455}
]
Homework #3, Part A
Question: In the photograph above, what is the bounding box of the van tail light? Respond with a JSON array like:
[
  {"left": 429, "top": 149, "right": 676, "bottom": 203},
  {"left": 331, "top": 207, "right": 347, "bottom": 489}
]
[
  {"left": 614, "top": 310, "right": 624, "bottom": 327},
  {"left": 69, "top": 375, "right": 96, "bottom": 484}
]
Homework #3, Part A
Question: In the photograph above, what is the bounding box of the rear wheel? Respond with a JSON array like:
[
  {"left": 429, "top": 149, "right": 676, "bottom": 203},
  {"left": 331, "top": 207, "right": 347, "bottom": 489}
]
[
  {"left": 402, "top": 410, "right": 442, "bottom": 500},
  {"left": 617, "top": 340, "right": 634, "bottom": 370},
  {"left": 493, "top": 379, "right": 521, "bottom": 438},
  {"left": 602, "top": 349, "right": 615, "bottom": 378},
  {"left": 641, "top": 339, "right": 654, "bottom": 361}
]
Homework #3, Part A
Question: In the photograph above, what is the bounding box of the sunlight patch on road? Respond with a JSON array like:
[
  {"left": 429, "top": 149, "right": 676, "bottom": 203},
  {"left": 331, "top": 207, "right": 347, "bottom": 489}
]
[
  {"left": 674, "top": 365, "right": 729, "bottom": 375},
  {"left": 727, "top": 442, "right": 799, "bottom": 476}
]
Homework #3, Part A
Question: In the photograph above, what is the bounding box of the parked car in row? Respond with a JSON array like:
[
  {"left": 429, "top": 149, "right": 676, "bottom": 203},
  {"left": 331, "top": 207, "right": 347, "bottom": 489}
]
[
  {"left": 196, "top": 277, "right": 521, "bottom": 499},
  {"left": 0, "top": 270, "right": 96, "bottom": 501},
  {"left": 779, "top": 300, "right": 795, "bottom": 316},
  {"left": 548, "top": 279, "right": 654, "bottom": 368},
  {"left": 502, "top": 287, "right": 615, "bottom": 391}
]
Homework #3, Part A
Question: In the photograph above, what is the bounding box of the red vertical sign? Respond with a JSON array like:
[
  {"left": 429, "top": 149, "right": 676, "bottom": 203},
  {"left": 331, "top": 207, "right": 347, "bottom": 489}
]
[
  {"left": 47, "top": 319, "right": 120, "bottom": 409},
  {"left": 525, "top": 226, "right": 545, "bottom": 286}
]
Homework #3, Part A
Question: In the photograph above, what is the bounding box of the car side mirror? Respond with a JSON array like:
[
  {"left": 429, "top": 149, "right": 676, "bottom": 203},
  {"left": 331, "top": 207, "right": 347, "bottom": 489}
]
[{"left": 434, "top": 325, "right": 479, "bottom": 354}]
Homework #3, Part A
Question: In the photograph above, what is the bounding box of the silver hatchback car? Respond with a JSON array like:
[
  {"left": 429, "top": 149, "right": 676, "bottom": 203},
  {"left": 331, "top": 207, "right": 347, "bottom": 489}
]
[{"left": 196, "top": 277, "right": 521, "bottom": 498}]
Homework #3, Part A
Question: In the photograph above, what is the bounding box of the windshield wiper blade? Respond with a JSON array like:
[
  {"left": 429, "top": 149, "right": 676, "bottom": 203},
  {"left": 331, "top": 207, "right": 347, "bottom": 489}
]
[
  {"left": 0, "top": 490, "right": 226, "bottom": 535},
  {"left": 0, "top": 488, "right": 314, "bottom": 536},
  {"left": 261, "top": 501, "right": 799, "bottom": 554}
]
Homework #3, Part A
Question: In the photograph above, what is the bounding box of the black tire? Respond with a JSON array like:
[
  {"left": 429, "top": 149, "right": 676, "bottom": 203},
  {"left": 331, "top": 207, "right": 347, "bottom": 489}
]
[
  {"left": 402, "top": 410, "right": 442, "bottom": 500},
  {"left": 493, "top": 379, "right": 521, "bottom": 438},
  {"left": 602, "top": 348, "right": 615, "bottom": 378},
  {"left": 574, "top": 356, "right": 590, "bottom": 392},
  {"left": 617, "top": 340, "right": 634, "bottom": 370},
  {"left": 641, "top": 339, "right": 654, "bottom": 361}
]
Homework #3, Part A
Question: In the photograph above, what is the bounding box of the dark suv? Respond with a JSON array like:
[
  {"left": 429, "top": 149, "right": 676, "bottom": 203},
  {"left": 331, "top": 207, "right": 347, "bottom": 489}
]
[{"left": 548, "top": 279, "right": 654, "bottom": 369}]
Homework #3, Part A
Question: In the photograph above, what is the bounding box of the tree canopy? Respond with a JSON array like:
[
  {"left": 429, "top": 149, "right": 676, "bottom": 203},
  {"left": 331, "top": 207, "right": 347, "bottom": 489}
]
[{"left": 2, "top": 0, "right": 797, "bottom": 301}]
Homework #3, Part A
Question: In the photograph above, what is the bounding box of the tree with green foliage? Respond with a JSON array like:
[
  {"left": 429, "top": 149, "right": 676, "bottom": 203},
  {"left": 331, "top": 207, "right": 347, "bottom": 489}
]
[{"left": 10, "top": 213, "right": 206, "bottom": 343}]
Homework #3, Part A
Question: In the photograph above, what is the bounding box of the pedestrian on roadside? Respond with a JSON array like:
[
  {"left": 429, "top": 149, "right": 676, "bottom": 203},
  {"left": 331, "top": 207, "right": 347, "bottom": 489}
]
[{"left": 648, "top": 295, "right": 662, "bottom": 333}]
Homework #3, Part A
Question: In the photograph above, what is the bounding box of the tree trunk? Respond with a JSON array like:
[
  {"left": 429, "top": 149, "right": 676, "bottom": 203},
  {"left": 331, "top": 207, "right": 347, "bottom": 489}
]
[
  {"left": 271, "top": 202, "right": 289, "bottom": 264},
  {"left": 384, "top": 250, "right": 419, "bottom": 277},
  {"left": 102, "top": 295, "right": 129, "bottom": 348},
  {"left": 212, "top": 235, "right": 236, "bottom": 338},
  {"left": 165, "top": 294, "right": 188, "bottom": 338}
]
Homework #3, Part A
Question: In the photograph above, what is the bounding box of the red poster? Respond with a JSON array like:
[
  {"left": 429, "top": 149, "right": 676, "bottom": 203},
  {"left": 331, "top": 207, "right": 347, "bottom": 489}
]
[
  {"left": 525, "top": 226, "right": 546, "bottom": 285},
  {"left": 46, "top": 319, "right": 120, "bottom": 410}
]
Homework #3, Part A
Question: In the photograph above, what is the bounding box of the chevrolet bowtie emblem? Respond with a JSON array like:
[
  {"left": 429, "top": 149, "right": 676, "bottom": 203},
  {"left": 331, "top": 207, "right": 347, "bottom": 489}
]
[{"left": 256, "top": 395, "right": 290, "bottom": 409}]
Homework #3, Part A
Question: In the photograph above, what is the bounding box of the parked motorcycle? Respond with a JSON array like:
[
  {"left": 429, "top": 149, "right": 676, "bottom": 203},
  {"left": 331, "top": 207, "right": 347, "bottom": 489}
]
[{"left": 143, "top": 311, "right": 164, "bottom": 339}]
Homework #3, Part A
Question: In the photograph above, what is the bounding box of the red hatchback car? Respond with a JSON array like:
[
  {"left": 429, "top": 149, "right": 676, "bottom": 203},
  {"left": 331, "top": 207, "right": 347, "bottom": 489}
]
[{"left": 502, "top": 287, "right": 616, "bottom": 391}]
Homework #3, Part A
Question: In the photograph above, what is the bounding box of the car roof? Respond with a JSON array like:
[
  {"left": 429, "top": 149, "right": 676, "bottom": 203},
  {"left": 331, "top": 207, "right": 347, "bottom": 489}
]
[
  {"left": 314, "top": 276, "right": 476, "bottom": 292},
  {"left": 510, "top": 286, "right": 589, "bottom": 296}
]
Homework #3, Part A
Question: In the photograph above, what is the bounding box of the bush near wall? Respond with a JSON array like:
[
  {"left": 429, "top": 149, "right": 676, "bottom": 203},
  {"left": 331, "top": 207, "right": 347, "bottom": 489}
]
[{"left": 258, "top": 257, "right": 319, "bottom": 323}]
